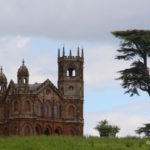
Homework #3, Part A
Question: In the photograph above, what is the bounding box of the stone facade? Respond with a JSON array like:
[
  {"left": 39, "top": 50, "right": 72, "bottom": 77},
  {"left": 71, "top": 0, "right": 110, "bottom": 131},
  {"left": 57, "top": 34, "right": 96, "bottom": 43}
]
[{"left": 0, "top": 47, "right": 84, "bottom": 136}]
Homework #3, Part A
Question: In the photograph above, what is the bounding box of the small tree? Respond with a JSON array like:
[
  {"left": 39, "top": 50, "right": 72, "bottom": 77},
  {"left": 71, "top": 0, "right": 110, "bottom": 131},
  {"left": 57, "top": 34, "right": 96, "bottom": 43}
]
[
  {"left": 136, "top": 124, "right": 150, "bottom": 137},
  {"left": 95, "top": 120, "right": 120, "bottom": 137},
  {"left": 110, "top": 125, "right": 120, "bottom": 137}
]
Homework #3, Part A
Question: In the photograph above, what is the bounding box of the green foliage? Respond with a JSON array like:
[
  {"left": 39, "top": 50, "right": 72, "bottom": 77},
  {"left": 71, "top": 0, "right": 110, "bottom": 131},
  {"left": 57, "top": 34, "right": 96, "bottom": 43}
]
[
  {"left": 118, "top": 61, "right": 150, "bottom": 96},
  {"left": 0, "top": 136, "right": 149, "bottom": 150},
  {"left": 95, "top": 120, "right": 120, "bottom": 137},
  {"left": 112, "top": 29, "right": 150, "bottom": 96},
  {"left": 136, "top": 123, "right": 150, "bottom": 137}
]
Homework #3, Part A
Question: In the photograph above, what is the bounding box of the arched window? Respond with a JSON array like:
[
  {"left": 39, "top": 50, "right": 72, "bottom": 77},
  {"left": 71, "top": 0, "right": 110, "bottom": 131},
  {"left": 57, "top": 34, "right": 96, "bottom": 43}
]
[
  {"left": 35, "top": 100, "right": 42, "bottom": 116},
  {"left": 14, "top": 101, "right": 19, "bottom": 112},
  {"left": 22, "top": 78, "right": 28, "bottom": 84},
  {"left": 66, "top": 68, "right": 76, "bottom": 77},
  {"left": 68, "top": 105, "right": 75, "bottom": 119},
  {"left": 23, "top": 78, "right": 25, "bottom": 84},
  {"left": 54, "top": 103, "right": 61, "bottom": 119},
  {"left": 46, "top": 89, "right": 51, "bottom": 95},
  {"left": 24, "top": 101, "right": 31, "bottom": 113},
  {"left": 3, "top": 85, "right": 6, "bottom": 91},
  {"left": 72, "top": 70, "right": 76, "bottom": 76},
  {"left": 44, "top": 101, "right": 51, "bottom": 117}
]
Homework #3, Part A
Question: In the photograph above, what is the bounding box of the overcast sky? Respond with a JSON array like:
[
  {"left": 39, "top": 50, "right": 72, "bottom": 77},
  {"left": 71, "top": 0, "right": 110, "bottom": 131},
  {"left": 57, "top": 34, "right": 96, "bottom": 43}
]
[
  {"left": 0, "top": 0, "right": 150, "bottom": 137},
  {"left": 1, "top": 0, "right": 150, "bottom": 41}
]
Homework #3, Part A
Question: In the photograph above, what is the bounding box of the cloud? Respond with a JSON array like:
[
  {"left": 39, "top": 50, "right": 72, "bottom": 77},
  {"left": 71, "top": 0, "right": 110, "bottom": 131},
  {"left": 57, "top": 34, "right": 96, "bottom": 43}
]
[
  {"left": 0, "top": 39, "right": 130, "bottom": 92},
  {"left": 0, "top": 36, "right": 30, "bottom": 76},
  {"left": 84, "top": 98, "right": 150, "bottom": 137},
  {"left": 0, "top": 36, "right": 58, "bottom": 85},
  {"left": 117, "top": 100, "right": 150, "bottom": 114},
  {"left": 0, "top": 36, "right": 31, "bottom": 85},
  {"left": 84, "top": 100, "right": 150, "bottom": 137},
  {"left": 0, "top": 36, "right": 30, "bottom": 55},
  {"left": 0, "top": 0, "right": 149, "bottom": 41},
  {"left": 27, "top": 52, "right": 58, "bottom": 85},
  {"left": 84, "top": 45, "right": 131, "bottom": 91}
]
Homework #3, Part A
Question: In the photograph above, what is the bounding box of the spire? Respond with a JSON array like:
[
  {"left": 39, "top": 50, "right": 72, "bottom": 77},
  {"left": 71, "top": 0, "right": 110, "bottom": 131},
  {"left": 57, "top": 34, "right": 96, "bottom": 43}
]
[
  {"left": 81, "top": 48, "right": 84, "bottom": 58},
  {"left": 0, "top": 66, "right": 7, "bottom": 93},
  {"left": 69, "top": 49, "right": 72, "bottom": 57},
  {"left": 58, "top": 48, "right": 60, "bottom": 58},
  {"left": 63, "top": 46, "right": 65, "bottom": 56},
  {"left": 0, "top": 66, "right": 2, "bottom": 73},
  {"left": 77, "top": 47, "right": 80, "bottom": 57},
  {"left": 22, "top": 59, "right": 25, "bottom": 66}
]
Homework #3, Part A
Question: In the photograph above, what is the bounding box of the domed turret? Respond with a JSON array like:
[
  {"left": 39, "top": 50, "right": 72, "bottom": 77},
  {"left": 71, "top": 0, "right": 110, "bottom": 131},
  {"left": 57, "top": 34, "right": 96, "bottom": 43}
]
[
  {"left": 0, "top": 67, "right": 7, "bottom": 83},
  {"left": 0, "top": 67, "right": 7, "bottom": 94},
  {"left": 17, "top": 59, "right": 29, "bottom": 85},
  {"left": 18, "top": 59, "right": 29, "bottom": 77}
]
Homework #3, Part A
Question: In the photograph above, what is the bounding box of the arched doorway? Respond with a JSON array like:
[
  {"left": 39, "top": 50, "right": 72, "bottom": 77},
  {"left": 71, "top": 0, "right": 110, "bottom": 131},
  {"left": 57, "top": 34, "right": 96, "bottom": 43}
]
[
  {"left": 69, "top": 128, "right": 76, "bottom": 136},
  {"left": 44, "top": 128, "right": 49, "bottom": 136},
  {"left": 23, "top": 125, "right": 32, "bottom": 136},
  {"left": 3, "top": 127, "right": 9, "bottom": 136},
  {"left": 35, "top": 124, "right": 42, "bottom": 135},
  {"left": 54, "top": 127, "right": 62, "bottom": 136},
  {"left": 0, "top": 127, "right": 2, "bottom": 135},
  {"left": 44, "top": 125, "right": 52, "bottom": 136},
  {"left": 13, "top": 126, "right": 19, "bottom": 135}
]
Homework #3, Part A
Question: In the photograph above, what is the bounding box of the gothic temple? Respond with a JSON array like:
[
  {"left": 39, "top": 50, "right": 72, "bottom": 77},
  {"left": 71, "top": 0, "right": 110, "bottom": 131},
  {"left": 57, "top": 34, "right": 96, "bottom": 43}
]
[{"left": 0, "top": 47, "right": 84, "bottom": 136}]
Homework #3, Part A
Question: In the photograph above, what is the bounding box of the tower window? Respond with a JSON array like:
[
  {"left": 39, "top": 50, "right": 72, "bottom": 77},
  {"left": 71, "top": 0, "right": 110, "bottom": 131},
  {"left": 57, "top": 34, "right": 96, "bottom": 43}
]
[
  {"left": 68, "top": 105, "right": 75, "bottom": 119},
  {"left": 23, "top": 78, "right": 28, "bottom": 84},
  {"left": 69, "top": 86, "right": 74, "bottom": 91},
  {"left": 23, "top": 78, "right": 26, "bottom": 84},
  {"left": 67, "top": 68, "right": 76, "bottom": 77},
  {"left": 72, "top": 70, "right": 76, "bottom": 76}
]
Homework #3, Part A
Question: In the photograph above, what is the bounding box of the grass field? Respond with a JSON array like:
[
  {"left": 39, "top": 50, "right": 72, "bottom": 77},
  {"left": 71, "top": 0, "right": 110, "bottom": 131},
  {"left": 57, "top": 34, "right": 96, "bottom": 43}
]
[{"left": 0, "top": 136, "right": 149, "bottom": 150}]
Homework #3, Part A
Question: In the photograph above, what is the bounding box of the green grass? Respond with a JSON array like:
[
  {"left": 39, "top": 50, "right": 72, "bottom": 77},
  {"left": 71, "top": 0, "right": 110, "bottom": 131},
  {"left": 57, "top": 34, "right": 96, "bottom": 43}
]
[{"left": 0, "top": 136, "right": 149, "bottom": 150}]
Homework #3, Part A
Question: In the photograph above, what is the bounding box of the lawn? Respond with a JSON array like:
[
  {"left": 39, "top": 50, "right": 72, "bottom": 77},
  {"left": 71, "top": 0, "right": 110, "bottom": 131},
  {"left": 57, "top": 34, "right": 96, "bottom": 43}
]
[{"left": 0, "top": 136, "right": 149, "bottom": 150}]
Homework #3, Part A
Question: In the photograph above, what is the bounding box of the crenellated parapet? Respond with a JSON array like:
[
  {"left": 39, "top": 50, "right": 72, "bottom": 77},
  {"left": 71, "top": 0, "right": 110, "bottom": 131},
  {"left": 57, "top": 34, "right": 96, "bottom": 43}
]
[{"left": 58, "top": 47, "right": 84, "bottom": 62}]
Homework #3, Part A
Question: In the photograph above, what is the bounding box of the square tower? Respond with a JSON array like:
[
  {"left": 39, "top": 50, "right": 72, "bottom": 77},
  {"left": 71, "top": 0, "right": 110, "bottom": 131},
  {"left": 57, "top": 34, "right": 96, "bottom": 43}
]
[{"left": 58, "top": 47, "right": 84, "bottom": 101}]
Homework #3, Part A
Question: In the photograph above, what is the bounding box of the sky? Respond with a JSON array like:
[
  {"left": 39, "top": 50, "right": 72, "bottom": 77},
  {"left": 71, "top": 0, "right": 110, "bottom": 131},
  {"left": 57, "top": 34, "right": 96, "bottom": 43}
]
[{"left": 0, "top": 0, "right": 150, "bottom": 137}]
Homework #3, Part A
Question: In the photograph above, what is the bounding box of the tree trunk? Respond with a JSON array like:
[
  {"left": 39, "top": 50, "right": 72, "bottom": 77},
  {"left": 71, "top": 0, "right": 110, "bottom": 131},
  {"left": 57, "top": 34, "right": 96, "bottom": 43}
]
[{"left": 143, "top": 54, "right": 147, "bottom": 69}]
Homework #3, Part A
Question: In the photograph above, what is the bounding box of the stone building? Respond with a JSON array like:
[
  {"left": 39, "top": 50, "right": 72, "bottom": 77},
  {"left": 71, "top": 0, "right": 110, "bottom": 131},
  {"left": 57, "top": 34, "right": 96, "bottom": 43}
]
[{"left": 0, "top": 47, "right": 84, "bottom": 136}]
